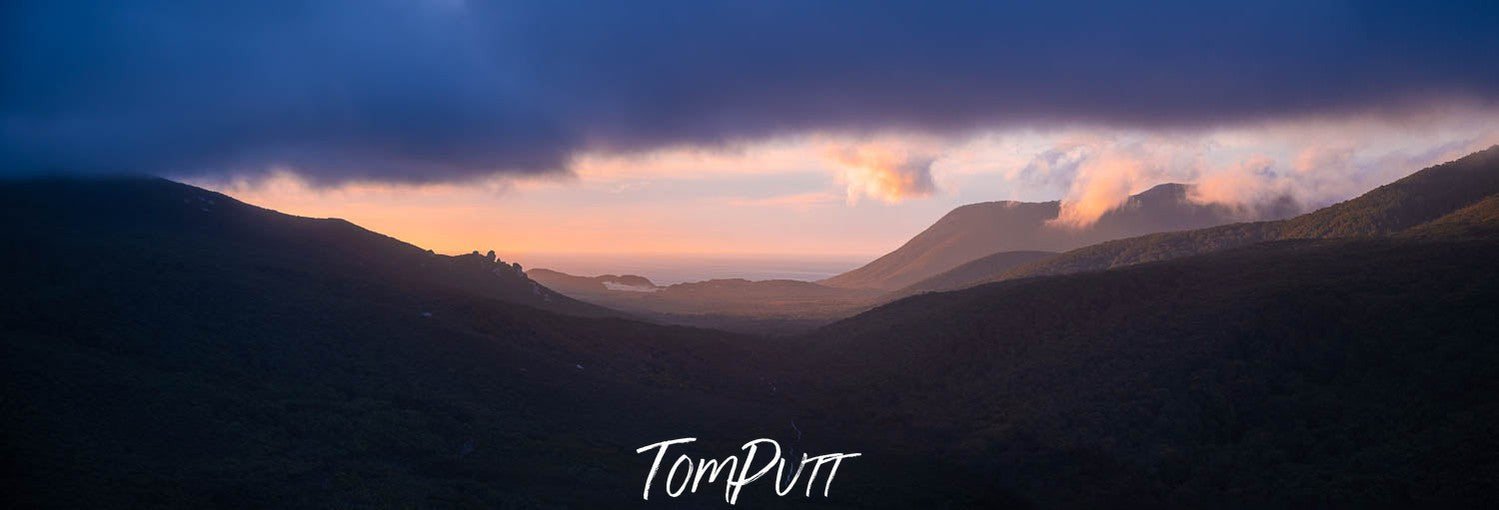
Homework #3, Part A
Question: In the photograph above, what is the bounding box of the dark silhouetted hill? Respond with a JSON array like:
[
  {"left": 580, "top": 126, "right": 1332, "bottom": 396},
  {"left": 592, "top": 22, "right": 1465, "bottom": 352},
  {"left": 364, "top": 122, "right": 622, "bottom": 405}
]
[
  {"left": 0, "top": 177, "right": 617, "bottom": 319},
  {"left": 794, "top": 232, "right": 1499, "bottom": 505},
  {"left": 0, "top": 177, "right": 811, "bottom": 508}
]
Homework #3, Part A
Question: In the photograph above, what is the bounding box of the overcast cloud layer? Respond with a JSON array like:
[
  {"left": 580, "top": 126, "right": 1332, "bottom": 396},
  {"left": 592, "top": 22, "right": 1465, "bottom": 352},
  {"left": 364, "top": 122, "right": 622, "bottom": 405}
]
[{"left": 4, "top": 0, "right": 1498, "bottom": 184}]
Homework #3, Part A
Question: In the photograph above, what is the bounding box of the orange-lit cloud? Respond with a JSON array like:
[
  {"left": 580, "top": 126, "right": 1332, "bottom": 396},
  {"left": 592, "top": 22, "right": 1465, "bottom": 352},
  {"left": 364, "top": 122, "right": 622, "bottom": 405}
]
[
  {"left": 1186, "top": 120, "right": 1499, "bottom": 213},
  {"left": 1188, "top": 155, "right": 1282, "bottom": 212},
  {"left": 1006, "top": 109, "right": 1499, "bottom": 227},
  {"left": 1046, "top": 138, "right": 1189, "bottom": 228},
  {"left": 825, "top": 141, "right": 940, "bottom": 204}
]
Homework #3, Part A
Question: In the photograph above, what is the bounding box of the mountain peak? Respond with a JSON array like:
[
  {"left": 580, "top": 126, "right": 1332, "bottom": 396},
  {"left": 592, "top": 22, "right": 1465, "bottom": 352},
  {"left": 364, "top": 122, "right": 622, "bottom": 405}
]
[
  {"left": 820, "top": 183, "right": 1274, "bottom": 291},
  {"left": 1133, "top": 182, "right": 1189, "bottom": 199}
]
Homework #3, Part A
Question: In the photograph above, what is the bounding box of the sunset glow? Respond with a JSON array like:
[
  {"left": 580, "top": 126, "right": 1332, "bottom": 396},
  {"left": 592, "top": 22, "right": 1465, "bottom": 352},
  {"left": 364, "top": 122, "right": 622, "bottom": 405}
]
[{"left": 199, "top": 110, "right": 1499, "bottom": 262}]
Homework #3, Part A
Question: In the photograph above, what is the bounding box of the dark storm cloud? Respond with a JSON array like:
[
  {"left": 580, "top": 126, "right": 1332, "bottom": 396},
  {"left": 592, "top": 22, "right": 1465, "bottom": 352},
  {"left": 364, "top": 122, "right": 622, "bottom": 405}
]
[{"left": 3, "top": 0, "right": 1497, "bottom": 183}]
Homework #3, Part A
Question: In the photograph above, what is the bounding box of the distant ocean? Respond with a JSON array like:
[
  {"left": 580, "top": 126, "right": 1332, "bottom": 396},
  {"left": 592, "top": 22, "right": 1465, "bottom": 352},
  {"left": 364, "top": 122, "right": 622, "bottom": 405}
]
[{"left": 502, "top": 253, "right": 870, "bottom": 286}]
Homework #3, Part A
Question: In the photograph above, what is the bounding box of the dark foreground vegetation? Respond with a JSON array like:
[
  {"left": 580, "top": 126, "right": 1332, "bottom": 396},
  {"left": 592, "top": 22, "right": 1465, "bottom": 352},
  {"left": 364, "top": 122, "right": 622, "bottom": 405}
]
[
  {"left": 3, "top": 147, "right": 1499, "bottom": 507},
  {"left": 526, "top": 269, "right": 879, "bottom": 335}
]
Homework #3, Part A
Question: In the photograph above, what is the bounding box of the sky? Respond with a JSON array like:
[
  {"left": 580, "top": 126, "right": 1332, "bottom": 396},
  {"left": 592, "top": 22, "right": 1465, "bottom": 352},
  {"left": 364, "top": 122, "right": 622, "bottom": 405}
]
[{"left": 4, "top": 1, "right": 1499, "bottom": 263}]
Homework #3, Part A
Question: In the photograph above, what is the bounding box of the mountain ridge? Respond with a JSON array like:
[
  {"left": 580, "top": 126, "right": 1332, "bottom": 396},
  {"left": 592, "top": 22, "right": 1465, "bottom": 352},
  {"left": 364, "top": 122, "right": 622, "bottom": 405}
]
[
  {"left": 990, "top": 145, "right": 1499, "bottom": 283},
  {"left": 0, "top": 176, "right": 619, "bottom": 319},
  {"left": 821, "top": 182, "right": 1294, "bottom": 291}
]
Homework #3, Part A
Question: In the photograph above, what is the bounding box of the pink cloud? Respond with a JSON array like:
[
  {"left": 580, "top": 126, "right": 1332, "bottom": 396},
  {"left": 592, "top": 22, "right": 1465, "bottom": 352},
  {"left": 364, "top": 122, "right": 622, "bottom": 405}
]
[{"left": 826, "top": 142, "right": 939, "bottom": 204}]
